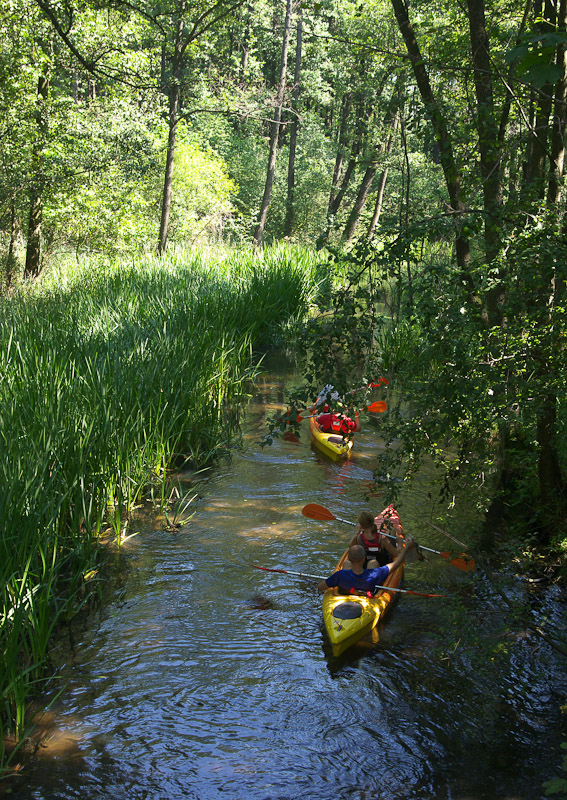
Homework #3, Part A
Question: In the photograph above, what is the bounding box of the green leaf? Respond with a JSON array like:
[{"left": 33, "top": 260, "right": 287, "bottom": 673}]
[
  {"left": 520, "top": 61, "right": 563, "bottom": 88},
  {"left": 543, "top": 776, "right": 567, "bottom": 795}
]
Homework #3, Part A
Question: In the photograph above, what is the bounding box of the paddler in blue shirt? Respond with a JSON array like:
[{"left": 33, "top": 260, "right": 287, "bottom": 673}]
[{"left": 317, "top": 541, "right": 417, "bottom": 596}]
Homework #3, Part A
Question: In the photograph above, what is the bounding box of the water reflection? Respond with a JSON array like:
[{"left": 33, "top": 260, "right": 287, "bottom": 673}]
[{"left": 5, "top": 357, "right": 566, "bottom": 800}]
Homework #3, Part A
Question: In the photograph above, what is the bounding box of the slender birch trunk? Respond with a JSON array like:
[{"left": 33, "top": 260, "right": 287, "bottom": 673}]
[
  {"left": 253, "top": 0, "right": 293, "bottom": 246},
  {"left": 284, "top": 3, "right": 302, "bottom": 237}
]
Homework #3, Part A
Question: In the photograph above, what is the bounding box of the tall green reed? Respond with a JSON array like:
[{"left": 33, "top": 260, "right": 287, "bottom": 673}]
[{"left": 0, "top": 243, "right": 321, "bottom": 768}]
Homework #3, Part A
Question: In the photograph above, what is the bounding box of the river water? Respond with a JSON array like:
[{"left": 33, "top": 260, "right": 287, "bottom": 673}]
[{"left": 6, "top": 357, "right": 567, "bottom": 800}]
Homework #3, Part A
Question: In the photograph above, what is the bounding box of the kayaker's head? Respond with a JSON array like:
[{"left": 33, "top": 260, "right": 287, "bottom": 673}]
[
  {"left": 358, "top": 511, "right": 374, "bottom": 529},
  {"left": 348, "top": 545, "right": 366, "bottom": 567},
  {"left": 358, "top": 512, "right": 378, "bottom": 540}
]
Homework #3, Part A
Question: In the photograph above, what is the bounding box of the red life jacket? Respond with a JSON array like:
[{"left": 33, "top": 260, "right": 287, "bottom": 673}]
[
  {"left": 359, "top": 531, "right": 384, "bottom": 557},
  {"left": 317, "top": 413, "right": 356, "bottom": 436}
]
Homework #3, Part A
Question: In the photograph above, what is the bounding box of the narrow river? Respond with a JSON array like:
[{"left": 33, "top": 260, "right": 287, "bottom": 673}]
[{"left": 9, "top": 357, "right": 567, "bottom": 800}]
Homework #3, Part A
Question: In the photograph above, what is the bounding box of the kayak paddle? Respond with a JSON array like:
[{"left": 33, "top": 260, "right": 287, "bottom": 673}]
[
  {"left": 366, "top": 401, "right": 387, "bottom": 413},
  {"left": 249, "top": 564, "right": 326, "bottom": 581},
  {"left": 301, "top": 503, "right": 475, "bottom": 573}
]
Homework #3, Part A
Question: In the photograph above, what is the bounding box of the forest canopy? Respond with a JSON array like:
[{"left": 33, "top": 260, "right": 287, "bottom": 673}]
[{"left": 2, "top": 0, "right": 567, "bottom": 544}]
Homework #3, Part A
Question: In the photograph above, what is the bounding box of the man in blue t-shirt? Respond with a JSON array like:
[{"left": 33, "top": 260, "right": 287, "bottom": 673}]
[{"left": 318, "top": 540, "right": 417, "bottom": 596}]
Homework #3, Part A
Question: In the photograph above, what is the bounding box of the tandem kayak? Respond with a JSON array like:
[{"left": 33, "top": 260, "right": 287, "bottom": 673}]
[
  {"left": 321, "top": 507, "right": 405, "bottom": 656},
  {"left": 309, "top": 411, "right": 359, "bottom": 461}
]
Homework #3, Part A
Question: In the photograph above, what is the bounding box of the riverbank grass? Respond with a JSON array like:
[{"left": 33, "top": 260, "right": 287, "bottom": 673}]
[{"left": 0, "top": 243, "right": 323, "bottom": 771}]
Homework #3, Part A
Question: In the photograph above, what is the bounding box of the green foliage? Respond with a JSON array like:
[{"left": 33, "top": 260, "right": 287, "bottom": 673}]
[
  {"left": 506, "top": 31, "right": 566, "bottom": 88},
  {"left": 1, "top": 94, "right": 244, "bottom": 258},
  {"left": 262, "top": 113, "right": 337, "bottom": 243},
  {"left": 167, "top": 124, "right": 240, "bottom": 244},
  {"left": 199, "top": 115, "right": 267, "bottom": 239},
  {"left": 543, "top": 742, "right": 567, "bottom": 796},
  {"left": 39, "top": 99, "right": 159, "bottom": 254}
]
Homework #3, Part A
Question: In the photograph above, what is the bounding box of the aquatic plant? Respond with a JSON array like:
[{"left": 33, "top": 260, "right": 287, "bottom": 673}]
[{"left": 0, "top": 243, "right": 321, "bottom": 770}]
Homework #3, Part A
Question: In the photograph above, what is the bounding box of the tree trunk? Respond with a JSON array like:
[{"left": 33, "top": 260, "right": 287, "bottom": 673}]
[
  {"left": 537, "top": 400, "right": 564, "bottom": 529},
  {"left": 341, "top": 160, "right": 379, "bottom": 242},
  {"left": 547, "top": 0, "right": 567, "bottom": 205},
  {"left": 330, "top": 156, "right": 357, "bottom": 215},
  {"left": 466, "top": 0, "right": 502, "bottom": 262},
  {"left": 366, "top": 102, "right": 400, "bottom": 240},
  {"left": 24, "top": 66, "right": 49, "bottom": 280},
  {"left": 158, "top": 79, "right": 180, "bottom": 255},
  {"left": 253, "top": 0, "right": 294, "bottom": 246},
  {"left": 317, "top": 96, "right": 371, "bottom": 247},
  {"left": 466, "top": 0, "right": 504, "bottom": 324},
  {"left": 316, "top": 77, "right": 383, "bottom": 248},
  {"left": 367, "top": 168, "right": 389, "bottom": 238},
  {"left": 284, "top": 4, "right": 302, "bottom": 237},
  {"left": 157, "top": 0, "right": 188, "bottom": 255},
  {"left": 521, "top": 0, "right": 555, "bottom": 201},
  {"left": 343, "top": 86, "right": 402, "bottom": 242},
  {"left": 6, "top": 199, "right": 18, "bottom": 287},
  {"left": 534, "top": 0, "right": 567, "bottom": 525},
  {"left": 390, "top": 0, "right": 472, "bottom": 279},
  {"left": 239, "top": 2, "right": 253, "bottom": 85},
  {"left": 497, "top": 0, "right": 532, "bottom": 145},
  {"left": 329, "top": 94, "right": 352, "bottom": 209}
]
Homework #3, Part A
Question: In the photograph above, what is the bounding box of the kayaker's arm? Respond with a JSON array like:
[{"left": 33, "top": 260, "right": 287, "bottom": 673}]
[
  {"left": 348, "top": 527, "right": 361, "bottom": 548},
  {"left": 385, "top": 539, "right": 417, "bottom": 573},
  {"left": 381, "top": 536, "right": 399, "bottom": 559}
]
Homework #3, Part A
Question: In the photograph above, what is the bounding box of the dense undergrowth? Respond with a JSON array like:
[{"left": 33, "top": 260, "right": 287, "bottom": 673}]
[{"left": 0, "top": 243, "right": 324, "bottom": 771}]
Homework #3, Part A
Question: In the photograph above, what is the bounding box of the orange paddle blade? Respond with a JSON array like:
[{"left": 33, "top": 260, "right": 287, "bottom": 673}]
[
  {"left": 367, "top": 401, "right": 387, "bottom": 413},
  {"left": 302, "top": 503, "right": 337, "bottom": 521},
  {"left": 448, "top": 553, "right": 476, "bottom": 572},
  {"left": 438, "top": 550, "right": 475, "bottom": 571}
]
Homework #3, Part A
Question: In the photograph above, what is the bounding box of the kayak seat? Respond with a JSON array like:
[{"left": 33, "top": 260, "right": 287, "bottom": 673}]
[{"left": 333, "top": 602, "right": 363, "bottom": 619}]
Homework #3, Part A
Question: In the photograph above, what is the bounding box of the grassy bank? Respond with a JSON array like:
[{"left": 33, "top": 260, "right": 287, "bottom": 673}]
[{"left": 0, "top": 244, "right": 323, "bottom": 769}]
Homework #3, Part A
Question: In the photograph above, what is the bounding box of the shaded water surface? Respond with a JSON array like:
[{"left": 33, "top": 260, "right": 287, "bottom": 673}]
[{"left": 7, "top": 359, "right": 567, "bottom": 800}]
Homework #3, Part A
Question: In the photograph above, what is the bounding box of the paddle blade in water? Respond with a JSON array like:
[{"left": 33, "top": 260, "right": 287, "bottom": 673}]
[{"left": 302, "top": 503, "right": 337, "bottom": 521}]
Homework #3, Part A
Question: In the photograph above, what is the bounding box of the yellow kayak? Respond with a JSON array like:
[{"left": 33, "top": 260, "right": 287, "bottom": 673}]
[
  {"left": 322, "top": 510, "right": 405, "bottom": 656},
  {"left": 309, "top": 411, "right": 359, "bottom": 460}
]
